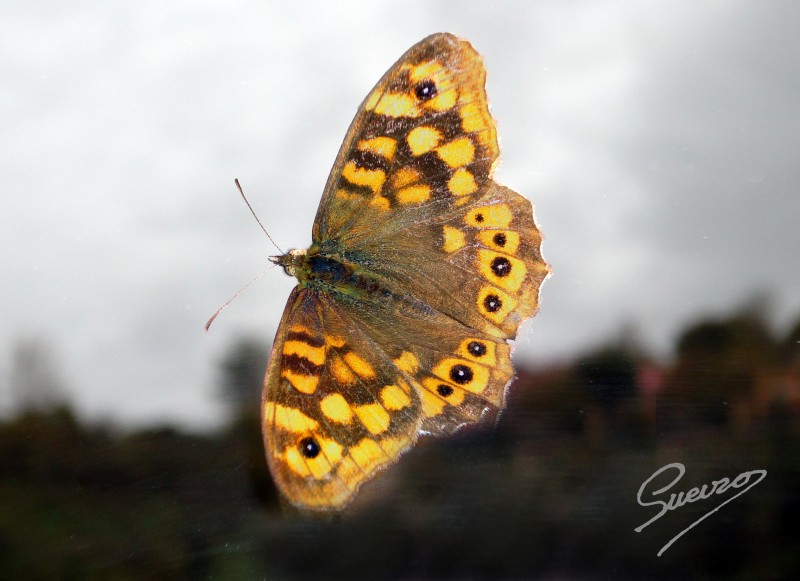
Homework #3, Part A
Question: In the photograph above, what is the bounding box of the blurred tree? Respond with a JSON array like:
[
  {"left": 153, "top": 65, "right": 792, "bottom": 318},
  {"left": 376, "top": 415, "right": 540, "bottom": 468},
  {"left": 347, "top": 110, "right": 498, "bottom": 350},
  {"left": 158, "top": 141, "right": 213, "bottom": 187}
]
[
  {"left": 662, "top": 302, "right": 777, "bottom": 428},
  {"left": 8, "top": 336, "right": 67, "bottom": 414},
  {"left": 780, "top": 316, "right": 800, "bottom": 366},
  {"left": 215, "top": 336, "right": 270, "bottom": 417},
  {"left": 215, "top": 335, "right": 278, "bottom": 507},
  {"left": 571, "top": 344, "right": 642, "bottom": 446},
  {"left": 575, "top": 347, "right": 637, "bottom": 410}
]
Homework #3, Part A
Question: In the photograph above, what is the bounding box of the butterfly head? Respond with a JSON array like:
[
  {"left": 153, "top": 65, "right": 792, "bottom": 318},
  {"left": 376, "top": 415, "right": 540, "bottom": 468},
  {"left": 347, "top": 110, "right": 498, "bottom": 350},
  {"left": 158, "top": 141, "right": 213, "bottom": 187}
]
[
  {"left": 270, "top": 249, "right": 308, "bottom": 280},
  {"left": 272, "top": 247, "right": 352, "bottom": 286}
]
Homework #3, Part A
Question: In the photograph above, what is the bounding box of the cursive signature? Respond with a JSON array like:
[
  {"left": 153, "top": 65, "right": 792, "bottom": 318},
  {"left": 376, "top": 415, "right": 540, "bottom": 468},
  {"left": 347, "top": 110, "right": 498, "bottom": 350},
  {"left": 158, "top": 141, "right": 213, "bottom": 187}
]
[{"left": 635, "top": 462, "right": 767, "bottom": 556}]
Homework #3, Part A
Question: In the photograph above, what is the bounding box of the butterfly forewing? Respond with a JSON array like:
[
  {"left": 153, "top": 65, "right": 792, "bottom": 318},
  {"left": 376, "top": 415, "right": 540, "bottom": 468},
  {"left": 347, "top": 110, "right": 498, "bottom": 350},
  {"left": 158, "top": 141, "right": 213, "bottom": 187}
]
[
  {"left": 312, "top": 33, "right": 499, "bottom": 245},
  {"left": 263, "top": 288, "right": 422, "bottom": 509}
]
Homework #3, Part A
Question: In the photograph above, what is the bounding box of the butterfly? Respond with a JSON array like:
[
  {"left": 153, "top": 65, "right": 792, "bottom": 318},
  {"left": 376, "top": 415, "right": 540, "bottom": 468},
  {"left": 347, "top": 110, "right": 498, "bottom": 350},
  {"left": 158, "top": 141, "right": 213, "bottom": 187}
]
[{"left": 262, "top": 33, "right": 547, "bottom": 510}]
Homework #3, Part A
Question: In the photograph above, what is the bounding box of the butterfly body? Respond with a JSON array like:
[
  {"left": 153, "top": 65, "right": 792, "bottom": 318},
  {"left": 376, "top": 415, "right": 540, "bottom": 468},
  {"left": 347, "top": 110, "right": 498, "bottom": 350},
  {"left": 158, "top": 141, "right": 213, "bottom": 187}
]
[
  {"left": 274, "top": 248, "right": 389, "bottom": 303},
  {"left": 262, "top": 33, "right": 548, "bottom": 510}
]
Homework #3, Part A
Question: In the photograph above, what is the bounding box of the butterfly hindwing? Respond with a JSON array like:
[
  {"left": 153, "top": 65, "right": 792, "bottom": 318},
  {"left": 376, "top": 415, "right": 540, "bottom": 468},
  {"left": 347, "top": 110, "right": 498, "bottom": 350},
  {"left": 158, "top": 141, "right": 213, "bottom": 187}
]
[
  {"left": 330, "top": 290, "right": 517, "bottom": 436},
  {"left": 345, "top": 181, "right": 547, "bottom": 340}
]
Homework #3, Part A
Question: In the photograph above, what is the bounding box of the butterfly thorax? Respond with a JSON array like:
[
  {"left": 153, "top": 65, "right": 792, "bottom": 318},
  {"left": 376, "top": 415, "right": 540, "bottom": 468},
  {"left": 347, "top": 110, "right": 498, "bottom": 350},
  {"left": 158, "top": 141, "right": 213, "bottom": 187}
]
[{"left": 273, "top": 247, "right": 388, "bottom": 300}]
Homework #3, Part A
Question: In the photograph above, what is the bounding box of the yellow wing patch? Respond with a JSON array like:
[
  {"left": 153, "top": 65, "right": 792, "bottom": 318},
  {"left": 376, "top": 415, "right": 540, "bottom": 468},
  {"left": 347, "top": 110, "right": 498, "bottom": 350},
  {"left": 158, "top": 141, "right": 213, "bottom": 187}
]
[
  {"left": 354, "top": 403, "right": 392, "bottom": 435},
  {"left": 282, "top": 435, "right": 343, "bottom": 479},
  {"left": 436, "top": 137, "right": 476, "bottom": 168},
  {"left": 391, "top": 167, "right": 421, "bottom": 189},
  {"left": 397, "top": 184, "right": 431, "bottom": 205},
  {"left": 431, "top": 357, "right": 490, "bottom": 394},
  {"left": 448, "top": 168, "right": 478, "bottom": 197},
  {"left": 373, "top": 93, "right": 420, "bottom": 118},
  {"left": 476, "top": 229, "right": 521, "bottom": 254},
  {"left": 342, "top": 161, "right": 386, "bottom": 194},
  {"left": 442, "top": 225, "right": 466, "bottom": 253},
  {"left": 393, "top": 351, "right": 420, "bottom": 373},
  {"left": 358, "top": 136, "right": 397, "bottom": 160},
  {"left": 265, "top": 402, "right": 319, "bottom": 433},
  {"left": 465, "top": 203, "right": 514, "bottom": 228},
  {"left": 281, "top": 368, "right": 319, "bottom": 394},
  {"left": 476, "top": 285, "right": 519, "bottom": 326},
  {"left": 476, "top": 249, "right": 528, "bottom": 292},
  {"left": 320, "top": 393, "right": 354, "bottom": 424},
  {"left": 330, "top": 356, "right": 357, "bottom": 385},
  {"left": 343, "top": 351, "right": 377, "bottom": 379},
  {"left": 283, "top": 340, "right": 325, "bottom": 365},
  {"left": 407, "top": 126, "right": 442, "bottom": 156},
  {"left": 381, "top": 384, "right": 412, "bottom": 410}
]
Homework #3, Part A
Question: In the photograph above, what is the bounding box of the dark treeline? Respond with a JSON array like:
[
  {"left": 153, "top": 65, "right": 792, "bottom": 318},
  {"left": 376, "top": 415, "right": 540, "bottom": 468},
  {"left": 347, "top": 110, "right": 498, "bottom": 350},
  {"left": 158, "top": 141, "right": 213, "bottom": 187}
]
[{"left": 1, "top": 308, "right": 799, "bottom": 579}]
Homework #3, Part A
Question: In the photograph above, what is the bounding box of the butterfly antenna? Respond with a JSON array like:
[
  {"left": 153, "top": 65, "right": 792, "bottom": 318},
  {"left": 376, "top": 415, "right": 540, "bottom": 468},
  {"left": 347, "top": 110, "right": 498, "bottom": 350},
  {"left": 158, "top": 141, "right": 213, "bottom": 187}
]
[
  {"left": 235, "top": 178, "right": 284, "bottom": 255},
  {"left": 204, "top": 262, "right": 278, "bottom": 331}
]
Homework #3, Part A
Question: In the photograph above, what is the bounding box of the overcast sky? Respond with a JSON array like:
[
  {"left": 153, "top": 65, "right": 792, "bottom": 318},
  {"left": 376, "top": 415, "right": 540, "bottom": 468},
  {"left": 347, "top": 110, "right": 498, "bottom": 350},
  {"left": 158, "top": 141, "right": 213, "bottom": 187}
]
[{"left": 3, "top": 1, "right": 799, "bottom": 429}]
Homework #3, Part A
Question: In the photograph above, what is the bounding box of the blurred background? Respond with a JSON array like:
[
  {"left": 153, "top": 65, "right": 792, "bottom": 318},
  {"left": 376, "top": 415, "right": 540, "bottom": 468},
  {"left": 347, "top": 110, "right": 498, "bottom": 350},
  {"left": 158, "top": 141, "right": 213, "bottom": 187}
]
[{"left": 2, "top": 1, "right": 798, "bottom": 578}]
